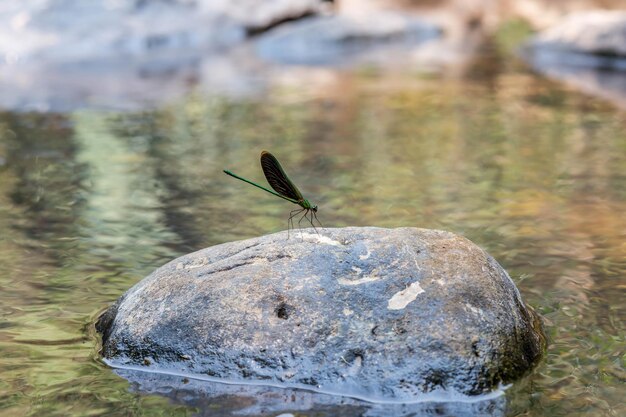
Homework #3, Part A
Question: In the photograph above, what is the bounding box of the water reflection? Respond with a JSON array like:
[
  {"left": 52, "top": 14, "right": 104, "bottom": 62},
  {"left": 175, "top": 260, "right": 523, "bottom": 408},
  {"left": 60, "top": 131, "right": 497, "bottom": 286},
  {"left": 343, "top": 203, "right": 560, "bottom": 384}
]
[
  {"left": 0, "top": 55, "right": 624, "bottom": 416},
  {"left": 116, "top": 368, "right": 508, "bottom": 417}
]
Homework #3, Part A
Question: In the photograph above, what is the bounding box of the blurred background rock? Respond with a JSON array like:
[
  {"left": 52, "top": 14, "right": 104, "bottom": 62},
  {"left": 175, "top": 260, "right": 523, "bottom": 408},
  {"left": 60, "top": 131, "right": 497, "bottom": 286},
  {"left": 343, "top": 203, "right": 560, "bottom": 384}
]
[{"left": 0, "top": 0, "right": 624, "bottom": 111}]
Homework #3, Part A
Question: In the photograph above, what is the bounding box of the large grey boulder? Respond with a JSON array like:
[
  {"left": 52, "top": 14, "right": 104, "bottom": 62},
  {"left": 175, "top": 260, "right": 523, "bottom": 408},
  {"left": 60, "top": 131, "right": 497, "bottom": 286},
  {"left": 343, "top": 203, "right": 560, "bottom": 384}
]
[{"left": 97, "top": 227, "right": 545, "bottom": 403}]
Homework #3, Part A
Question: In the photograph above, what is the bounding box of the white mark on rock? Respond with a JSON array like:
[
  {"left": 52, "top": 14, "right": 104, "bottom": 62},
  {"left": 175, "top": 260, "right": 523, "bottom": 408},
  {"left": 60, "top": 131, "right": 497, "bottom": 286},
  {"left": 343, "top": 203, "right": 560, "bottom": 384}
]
[
  {"left": 184, "top": 257, "right": 208, "bottom": 269},
  {"left": 338, "top": 276, "right": 380, "bottom": 286},
  {"left": 387, "top": 281, "right": 425, "bottom": 310},
  {"left": 434, "top": 278, "right": 446, "bottom": 286},
  {"left": 298, "top": 232, "right": 342, "bottom": 246},
  {"left": 343, "top": 308, "right": 354, "bottom": 316},
  {"left": 359, "top": 250, "right": 371, "bottom": 260},
  {"left": 465, "top": 303, "right": 485, "bottom": 317},
  {"left": 346, "top": 355, "right": 362, "bottom": 376},
  {"left": 338, "top": 264, "right": 380, "bottom": 285}
]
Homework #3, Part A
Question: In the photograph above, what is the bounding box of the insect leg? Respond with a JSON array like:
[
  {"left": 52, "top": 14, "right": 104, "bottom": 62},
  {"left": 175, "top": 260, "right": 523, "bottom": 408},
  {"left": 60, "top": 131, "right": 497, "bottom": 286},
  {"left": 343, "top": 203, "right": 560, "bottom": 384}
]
[
  {"left": 307, "top": 210, "right": 318, "bottom": 234},
  {"left": 312, "top": 210, "right": 323, "bottom": 229},
  {"left": 298, "top": 210, "right": 308, "bottom": 228},
  {"left": 288, "top": 208, "right": 303, "bottom": 239},
  {"left": 288, "top": 209, "right": 297, "bottom": 237},
  {"left": 297, "top": 209, "right": 310, "bottom": 239}
]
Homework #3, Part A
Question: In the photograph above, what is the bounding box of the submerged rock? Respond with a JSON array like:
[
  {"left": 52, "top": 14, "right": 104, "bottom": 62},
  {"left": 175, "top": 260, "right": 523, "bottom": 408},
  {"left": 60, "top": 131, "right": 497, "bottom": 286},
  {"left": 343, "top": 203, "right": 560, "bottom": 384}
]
[{"left": 97, "top": 227, "right": 545, "bottom": 402}]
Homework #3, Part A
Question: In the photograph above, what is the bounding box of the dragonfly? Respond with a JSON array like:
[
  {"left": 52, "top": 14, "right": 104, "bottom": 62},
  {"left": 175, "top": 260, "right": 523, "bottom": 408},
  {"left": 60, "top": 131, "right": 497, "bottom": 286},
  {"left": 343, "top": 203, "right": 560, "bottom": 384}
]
[{"left": 224, "top": 151, "right": 322, "bottom": 236}]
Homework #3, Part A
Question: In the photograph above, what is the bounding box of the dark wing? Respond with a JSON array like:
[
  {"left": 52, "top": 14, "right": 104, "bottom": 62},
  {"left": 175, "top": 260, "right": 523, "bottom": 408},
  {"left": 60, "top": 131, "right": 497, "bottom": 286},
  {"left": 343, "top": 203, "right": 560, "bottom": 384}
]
[{"left": 260, "top": 151, "right": 303, "bottom": 201}]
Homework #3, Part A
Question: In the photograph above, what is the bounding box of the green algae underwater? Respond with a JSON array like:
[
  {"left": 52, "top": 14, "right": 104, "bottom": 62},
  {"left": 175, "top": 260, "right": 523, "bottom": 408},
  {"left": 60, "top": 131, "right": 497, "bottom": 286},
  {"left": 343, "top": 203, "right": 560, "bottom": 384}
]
[{"left": 0, "top": 52, "right": 625, "bottom": 416}]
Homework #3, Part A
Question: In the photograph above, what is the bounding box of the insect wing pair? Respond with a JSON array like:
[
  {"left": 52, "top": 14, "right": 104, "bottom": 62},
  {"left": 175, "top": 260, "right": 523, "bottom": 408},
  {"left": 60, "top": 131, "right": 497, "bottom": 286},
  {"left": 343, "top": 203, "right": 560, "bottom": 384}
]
[{"left": 223, "top": 151, "right": 322, "bottom": 236}]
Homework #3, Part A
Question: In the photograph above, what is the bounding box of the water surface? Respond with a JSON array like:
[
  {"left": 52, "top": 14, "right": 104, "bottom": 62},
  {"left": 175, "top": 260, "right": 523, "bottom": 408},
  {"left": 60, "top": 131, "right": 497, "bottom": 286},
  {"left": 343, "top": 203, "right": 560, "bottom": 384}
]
[{"left": 0, "top": 50, "right": 624, "bottom": 416}]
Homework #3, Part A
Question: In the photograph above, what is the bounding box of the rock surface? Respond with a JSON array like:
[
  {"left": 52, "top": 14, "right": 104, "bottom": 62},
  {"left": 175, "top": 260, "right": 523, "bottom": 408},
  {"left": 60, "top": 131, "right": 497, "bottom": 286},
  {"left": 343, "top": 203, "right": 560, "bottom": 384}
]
[{"left": 97, "top": 227, "right": 545, "bottom": 402}]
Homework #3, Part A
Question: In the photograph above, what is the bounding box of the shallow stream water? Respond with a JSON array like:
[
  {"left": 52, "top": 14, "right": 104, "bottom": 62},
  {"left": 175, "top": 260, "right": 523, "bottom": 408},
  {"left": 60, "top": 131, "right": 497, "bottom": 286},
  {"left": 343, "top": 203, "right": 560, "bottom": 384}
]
[{"left": 0, "top": 42, "right": 624, "bottom": 416}]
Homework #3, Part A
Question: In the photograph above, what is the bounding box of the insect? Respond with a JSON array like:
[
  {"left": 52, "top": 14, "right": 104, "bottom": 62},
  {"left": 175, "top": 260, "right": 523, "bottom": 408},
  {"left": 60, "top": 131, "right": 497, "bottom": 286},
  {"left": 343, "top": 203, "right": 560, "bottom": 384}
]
[{"left": 223, "top": 151, "right": 322, "bottom": 236}]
